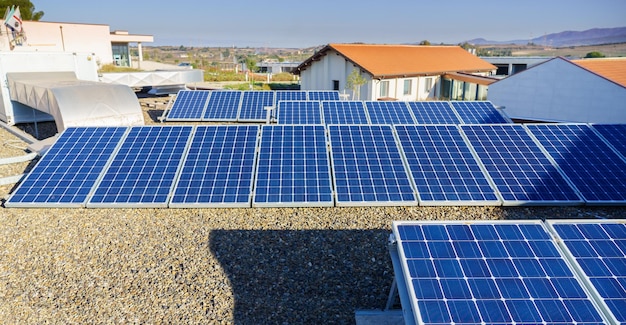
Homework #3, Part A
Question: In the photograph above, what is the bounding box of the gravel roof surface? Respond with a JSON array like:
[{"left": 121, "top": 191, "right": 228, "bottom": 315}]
[{"left": 1, "top": 96, "right": 624, "bottom": 324}]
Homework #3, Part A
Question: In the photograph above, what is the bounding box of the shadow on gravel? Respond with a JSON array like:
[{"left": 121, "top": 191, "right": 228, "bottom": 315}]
[{"left": 210, "top": 229, "right": 393, "bottom": 325}]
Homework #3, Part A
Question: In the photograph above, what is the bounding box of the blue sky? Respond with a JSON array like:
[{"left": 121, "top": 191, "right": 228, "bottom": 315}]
[{"left": 39, "top": 0, "right": 626, "bottom": 48}]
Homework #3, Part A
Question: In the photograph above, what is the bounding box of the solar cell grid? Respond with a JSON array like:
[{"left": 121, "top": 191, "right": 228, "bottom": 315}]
[
  {"left": 407, "top": 101, "right": 461, "bottom": 124},
  {"left": 276, "top": 101, "right": 322, "bottom": 124},
  {"left": 461, "top": 124, "right": 582, "bottom": 205},
  {"left": 393, "top": 220, "right": 608, "bottom": 325},
  {"left": 395, "top": 125, "right": 500, "bottom": 205},
  {"left": 202, "top": 90, "right": 242, "bottom": 121},
  {"left": 6, "top": 127, "right": 127, "bottom": 207},
  {"left": 549, "top": 220, "right": 626, "bottom": 325},
  {"left": 275, "top": 90, "right": 307, "bottom": 102},
  {"left": 87, "top": 126, "right": 192, "bottom": 208},
  {"left": 307, "top": 90, "right": 340, "bottom": 101},
  {"left": 322, "top": 101, "right": 369, "bottom": 124},
  {"left": 170, "top": 125, "right": 258, "bottom": 207},
  {"left": 364, "top": 101, "right": 415, "bottom": 124},
  {"left": 253, "top": 125, "right": 333, "bottom": 207},
  {"left": 328, "top": 125, "right": 416, "bottom": 206},
  {"left": 237, "top": 91, "right": 275, "bottom": 122},
  {"left": 450, "top": 101, "right": 510, "bottom": 124},
  {"left": 592, "top": 124, "right": 626, "bottom": 158},
  {"left": 527, "top": 124, "right": 626, "bottom": 204},
  {"left": 167, "top": 90, "right": 210, "bottom": 121}
]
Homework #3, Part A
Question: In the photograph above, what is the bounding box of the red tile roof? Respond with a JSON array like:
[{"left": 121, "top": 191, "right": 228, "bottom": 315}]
[
  {"left": 571, "top": 58, "right": 626, "bottom": 88},
  {"left": 295, "top": 43, "right": 496, "bottom": 78}
]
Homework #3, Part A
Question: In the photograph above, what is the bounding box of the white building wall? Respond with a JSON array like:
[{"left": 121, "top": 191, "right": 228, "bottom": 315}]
[
  {"left": 0, "top": 21, "right": 114, "bottom": 66},
  {"left": 489, "top": 58, "right": 626, "bottom": 123}
]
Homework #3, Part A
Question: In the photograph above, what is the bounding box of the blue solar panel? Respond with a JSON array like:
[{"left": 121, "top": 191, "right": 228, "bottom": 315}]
[
  {"left": 167, "top": 90, "right": 210, "bottom": 121},
  {"left": 549, "top": 220, "right": 626, "bottom": 325},
  {"left": 328, "top": 125, "right": 416, "bottom": 206},
  {"left": 392, "top": 220, "right": 608, "bottom": 325},
  {"left": 364, "top": 101, "right": 415, "bottom": 124},
  {"left": 407, "top": 101, "right": 461, "bottom": 124},
  {"left": 322, "top": 101, "right": 369, "bottom": 124},
  {"left": 460, "top": 124, "right": 582, "bottom": 205},
  {"left": 395, "top": 125, "right": 500, "bottom": 205},
  {"left": 277, "top": 101, "right": 322, "bottom": 124},
  {"left": 202, "top": 90, "right": 242, "bottom": 121},
  {"left": 450, "top": 101, "right": 510, "bottom": 124},
  {"left": 308, "top": 90, "right": 340, "bottom": 100},
  {"left": 527, "top": 124, "right": 626, "bottom": 204},
  {"left": 87, "top": 126, "right": 192, "bottom": 208},
  {"left": 237, "top": 91, "right": 275, "bottom": 122},
  {"left": 592, "top": 124, "right": 626, "bottom": 158},
  {"left": 275, "top": 90, "right": 307, "bottom": 102},
  {"left": 170, "top": 125, "right": 258, "bottom": 207},
  {"left": 253, "top": 125, "right": 333, "bottom": 207},
  {"left": 6, "top": 127, "right": 127, "bottom": 207}
]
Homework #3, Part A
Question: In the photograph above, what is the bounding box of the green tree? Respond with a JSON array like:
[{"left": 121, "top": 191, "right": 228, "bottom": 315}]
[
  {"left": 346, "top": 68, "right": 367, "bottom": 100},
  {"left": 585, "top": 51, "right": 605, "bottom": 58},
  {"left": 1, "top": 0, "right": 44, "bottom": 20},
  {"left": 419, "top": 40, "right": 431, "bottom": 45}
]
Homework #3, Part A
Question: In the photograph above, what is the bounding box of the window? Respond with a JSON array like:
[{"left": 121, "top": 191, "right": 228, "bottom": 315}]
[
  {"left": 423, "top": 78, "right": 433, "bottom": 93},
  {"left": 332, "top": 80, "right": 340, "bottom": 91},
  {"left": 380, "top": 80, "right": 389, "bottom": 98},
  {"left": 403, "top": 80, "right": 412, "bottom": 95}
]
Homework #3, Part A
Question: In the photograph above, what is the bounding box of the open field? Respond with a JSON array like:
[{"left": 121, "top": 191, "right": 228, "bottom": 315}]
[{"left": 1, "top": 97, "right": 625, "bottom": 324}]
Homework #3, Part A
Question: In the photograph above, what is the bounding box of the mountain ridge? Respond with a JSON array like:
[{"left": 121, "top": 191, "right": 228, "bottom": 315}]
[{"left": 465, "top": 27, "right": 626, "bottom": 47}]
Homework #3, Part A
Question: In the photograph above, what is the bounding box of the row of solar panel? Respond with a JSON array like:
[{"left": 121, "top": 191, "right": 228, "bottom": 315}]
[
  {"left": 166, "top": 90, "right": 340, "bottom": 121},
  {"left": 391, "top": 219, "right": 626, "bottom": 325},
  {"left": 6, "top": 123, "right": 626, "bottom": 208},
  {"left": 165, "top": 90, "right": 511, "bottom": 124}
]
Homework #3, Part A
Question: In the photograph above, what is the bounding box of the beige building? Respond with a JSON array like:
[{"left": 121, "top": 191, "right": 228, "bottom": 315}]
[{"left": 0, "top": 20, "right": 153, "bottom": 68}]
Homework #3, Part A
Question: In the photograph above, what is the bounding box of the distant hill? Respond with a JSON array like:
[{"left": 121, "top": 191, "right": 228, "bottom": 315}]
[{"left": 465, "top": 27, "right": 626, "bottom": 47}]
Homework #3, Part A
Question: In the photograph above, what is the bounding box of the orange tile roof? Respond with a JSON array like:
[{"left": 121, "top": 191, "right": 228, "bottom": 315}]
[
  {"left": 296, "top": 43, "right": 495, "bottom": 78},
  {"left": 571, "top": 58, "right": 626, "bottom": 88}
]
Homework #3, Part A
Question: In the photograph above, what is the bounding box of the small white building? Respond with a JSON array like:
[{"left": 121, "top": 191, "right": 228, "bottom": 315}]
[
  {"left": 294, "top": 43, "right": 497, "bottom": 101},
  {"left": 488, "top": 57, "right": 626, "bottom": 123},
  {"left": 0, "top": 20, "right": 153, "bottom": 68}
]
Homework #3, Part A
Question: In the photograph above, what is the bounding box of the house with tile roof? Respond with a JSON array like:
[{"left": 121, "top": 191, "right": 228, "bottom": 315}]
[
  {"left": 294, "top": 43, "right": 497, "bottom": 101},
  {"left": 488, "top": 57, "right": 626, "bottom": 123}
]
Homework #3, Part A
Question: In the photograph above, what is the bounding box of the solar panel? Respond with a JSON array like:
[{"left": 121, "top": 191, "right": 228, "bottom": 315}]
[
  {"left": 460, "top": 124, "right": 582, "bottom": 205},
  {"left": 394, "top": 125, "right": 501, "bottom": 206},
  {"left": 169, "top": 125, "right": 259, "bottom": 208},
  {"left": 87, "top": 126, "right": 192, "bottom": 208},
  {"left": 548, "top": 219, "right": 626, "bottom": 325},
  {"left": 276, "top": 101, "right": 322, "bottom": 124},
  {"left": 328, "top": 125, "right": 416, "bottom": 206},
  {"left": 166, "top": 90, "right": 210, "bottom": 121},
  {"left": 392, "top": 220, "right": 609, "bottom": 325},
  {"left": 275, "top": 90, "right": 307, "bottom": 102},
  {"left": 253, "top": 125, "right": 333, "bottom": 207},
  {"left": 308, "top": 90, "right": 340, "bottom": 101},
  {"left": 527, "top": 124, "right": 626, "bottom": 204},
  {"left": 450, "top": 101, "right": 510, "bottom": 124},
  {"left": 407, "top": 101, "right": 461, "bottom": 124},
  {"left": 5, "top": 127, "right": 127, "bottom": 208},
  {"left": 364, "top": 101, "right": 415, "bottom": 124},
  {"left": 237, "top": 91, "right": 275, "bottom": 122},
  {"left": 202, "top": 90, "right": 242, "bottom": 121},
  {"left": 322, "top": 101, "right": 369, "bottom": 124},
  {"left": 592, "top": 124, "right": 626, "bottom": 158}
]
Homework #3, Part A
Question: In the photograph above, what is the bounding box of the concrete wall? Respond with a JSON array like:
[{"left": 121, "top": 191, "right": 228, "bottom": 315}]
[{"left": 488, "top": 58, "right": 626, "bottom": 123}]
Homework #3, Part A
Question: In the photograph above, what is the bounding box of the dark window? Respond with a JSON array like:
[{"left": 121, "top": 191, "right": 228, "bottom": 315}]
[{"left": 333, "top": 80, "right": 340, "bottom": 90}]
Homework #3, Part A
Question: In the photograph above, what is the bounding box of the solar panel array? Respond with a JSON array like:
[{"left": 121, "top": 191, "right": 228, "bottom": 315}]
[
  {"left": 450, "top": 101, "right": 511, "bottom": 124},
  {"left": 238, "top": 91, "right": 275, "bottom": 122},
  {"left": 202, "top": 90, "right": 242, "bottom": 121},
  {"left": 548, "top": 220, "right": 626, "bottom": 325},
  {"left": 7, "top": 123, "right": 626, "bottom": 208},
  {"left": 527, "top": 124, "right": 626, "bottom": 204},
  {"left": 391, "top": 220, "right": 615, "bottom": 325},
  {"left": 408, "top": 101, "right": 462, "bottom": 124},
  {"left": 254, "top": 125, "right": 333, "bottom": 207},
  {"left": 592, "top": 124, "right": 626, "bottom": 157},
  {"left": 166, "top": 90, "right": 211, "bottom": 121},
  {"left": 365, "top": 101, "right": 415, "bottom": 125},
  {"left": 322, "top": 101, "right": 370, "bottom": 125}
]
